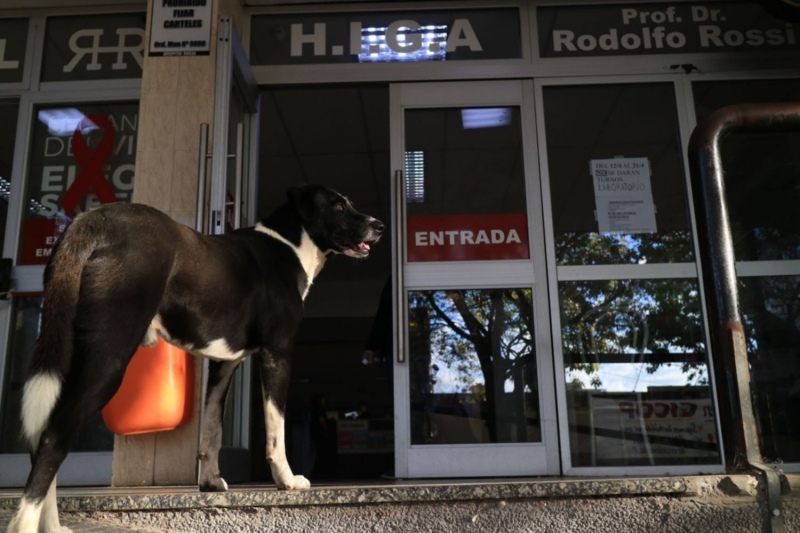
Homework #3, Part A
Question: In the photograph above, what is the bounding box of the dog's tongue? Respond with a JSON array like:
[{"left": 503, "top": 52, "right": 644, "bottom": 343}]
[{"left": 357, "top": 242, "right": 371, "bottom": 252}]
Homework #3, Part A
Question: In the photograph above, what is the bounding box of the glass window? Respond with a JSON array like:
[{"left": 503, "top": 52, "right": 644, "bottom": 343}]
[
  {"left": 741, "top": 275, "right": 800, "bottom": 463},
  {"left": 693, "top": 78, "right": 800, "bottom": 465},
  {"left": 408, "top": 288, "right": 541, "bottom": 445},
  {"left": 693, "top": 79, "right": 800, "bottom": 262},
  {"left": 0, "top": 100, "right": 18, "bottom": 259},
  {"left": 0, "top": 19, "right": 28, "bottom": 85},
  {"left": 40, "top": 14, "right": 145, "bottom": 82},
  {"left": 0, "top": 297, "right": 114, "bottom": 453},
  {"left": 19, "top": 101, "right": 138, "bottom": 265},
  {"left": 404, "top": 106, "right": 529, "bottom": 262},
  {"left": 560, "top": 279, "right": 719, "bottom": 466},
  {"left": 542, "top": 83, "right": 693, "bottom": 266}
]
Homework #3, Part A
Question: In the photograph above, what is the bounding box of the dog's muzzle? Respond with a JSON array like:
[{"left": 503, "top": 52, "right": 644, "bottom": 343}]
[{"left": 343, "top": 218, "right": 384, "bottom": 258}]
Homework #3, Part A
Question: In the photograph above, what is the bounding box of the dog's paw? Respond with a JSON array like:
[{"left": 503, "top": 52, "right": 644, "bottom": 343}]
[
  {"left": 199, "top": 476, "right": 229, "bottom": 492},
  {"left": 278, "top": 475, "right": 310, "bottom": 490}
]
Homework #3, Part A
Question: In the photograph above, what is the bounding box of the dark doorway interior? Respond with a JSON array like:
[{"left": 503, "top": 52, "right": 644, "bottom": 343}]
[{"left": 251, "top": 85, "right": 393, "bottom": 481}]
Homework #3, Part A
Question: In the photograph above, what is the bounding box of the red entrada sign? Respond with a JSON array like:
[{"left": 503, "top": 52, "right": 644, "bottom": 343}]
[{"left": 407, "top": 213, "right": 529, "bottom": 262}]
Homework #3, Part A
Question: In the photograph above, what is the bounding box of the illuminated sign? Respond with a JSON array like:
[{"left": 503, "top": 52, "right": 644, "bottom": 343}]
[{"left": 250, "top": 8, "right": 521, "bottom": 65}]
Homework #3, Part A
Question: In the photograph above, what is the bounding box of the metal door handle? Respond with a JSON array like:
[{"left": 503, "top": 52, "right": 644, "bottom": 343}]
[
  {"left": 196, "top": 123, "right": 211, "bottom": 233},
  {"left": 395, "top": 169, "right": 407, "bottom": 364}
]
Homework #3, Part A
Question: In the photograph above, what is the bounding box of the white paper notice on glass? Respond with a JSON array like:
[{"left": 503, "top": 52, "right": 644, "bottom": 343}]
[{"left": 590, "top": 157, "right": 657, "bottom": 234}]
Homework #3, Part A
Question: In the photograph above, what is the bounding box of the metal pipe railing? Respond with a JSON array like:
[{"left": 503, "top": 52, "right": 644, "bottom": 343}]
[{"left": 688, "top": 102, "right": 800, "bottom": 533}]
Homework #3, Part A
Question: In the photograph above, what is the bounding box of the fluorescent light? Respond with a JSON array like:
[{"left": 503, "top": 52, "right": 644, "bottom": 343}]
[
  {"left": 461, "top": 108, "right": 512, "bottom": 129},
  {"left": 37, "top": 108, "right": 97, "bottom": 137},
  {"left": 358, "top": 25, "right": 448, "bottom": 63}
]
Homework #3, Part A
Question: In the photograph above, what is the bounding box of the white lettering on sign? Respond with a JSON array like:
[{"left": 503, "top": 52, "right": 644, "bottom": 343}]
[
  {"left": 290, "top": 18, "right": 482, "bottom": 57},
  {"left": 548, "top": 3, "right": 797, "bottom": 55},
  {"left": 415, "top": 228, "right": 521, "bottom": 247},
  {"left": 63, "top": 28, "right": 144, "bottom": 73},
  {"left": 0, "top": 40, "right": 19, "bottom": 69}
]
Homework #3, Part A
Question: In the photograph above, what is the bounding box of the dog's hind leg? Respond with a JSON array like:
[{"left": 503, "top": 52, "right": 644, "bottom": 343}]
[
  {"left": 8, "top": 372, "right": 72, "bottom": 533},
  {"left": 257, "top": 349, "right": 310, "bottom": 490},
  {"left": 198, "top": 359, "right": 242, "bottom": 492}
]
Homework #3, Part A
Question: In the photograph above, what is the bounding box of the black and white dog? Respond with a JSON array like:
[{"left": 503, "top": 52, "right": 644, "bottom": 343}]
[{"left": 7, "top": 184, "right": 384, "bottom": 533}]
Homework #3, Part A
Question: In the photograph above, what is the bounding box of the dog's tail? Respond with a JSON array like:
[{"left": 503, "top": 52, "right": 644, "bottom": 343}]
[{"left": 21, "top": 215, "right": 100, "bottom": 450}]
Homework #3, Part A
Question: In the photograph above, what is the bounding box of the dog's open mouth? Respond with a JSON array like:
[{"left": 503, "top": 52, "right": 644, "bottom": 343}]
[{"left": 342, "top": 239, "right": 378, "bottom": 257}]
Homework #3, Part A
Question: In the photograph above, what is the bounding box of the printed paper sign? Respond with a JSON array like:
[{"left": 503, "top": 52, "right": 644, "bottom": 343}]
[
  {"left": 591, "top": 157, "right": 657, "bottom": 234},
  {"left": 407, "top": 213, "right": 529, "bottom": 262},
  {"left": 589, "top": 394, "right": 718, "bottom": 464},
  {"left": 149, "top": 0, "right": 212, "bottom": 56}
]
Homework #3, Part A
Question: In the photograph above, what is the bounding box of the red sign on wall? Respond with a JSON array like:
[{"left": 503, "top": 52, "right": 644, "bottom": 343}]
[
  {"left": 407, "top": 213, "right": 529, "bottom": 262},
  {"left": 20, "top": 219, "right": 64, "bottom": 265}
]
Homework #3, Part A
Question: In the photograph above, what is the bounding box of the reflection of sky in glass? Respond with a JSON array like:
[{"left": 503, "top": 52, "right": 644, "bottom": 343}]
[{"left": 567, "top": 363, "right": 705, "bottom": 393}]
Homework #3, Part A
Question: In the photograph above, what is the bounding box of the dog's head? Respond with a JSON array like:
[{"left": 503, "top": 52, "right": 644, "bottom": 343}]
[{"left": 288, "top": 184, "right": 384, "bottom": 258}]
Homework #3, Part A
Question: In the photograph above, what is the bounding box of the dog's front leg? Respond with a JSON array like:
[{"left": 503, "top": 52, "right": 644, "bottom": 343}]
[
  {"left": 198, "top": 359, "right": 242, "bottom": 492},
  {"left": 257, "top": 349, "right": 310, "bottom": 490}
]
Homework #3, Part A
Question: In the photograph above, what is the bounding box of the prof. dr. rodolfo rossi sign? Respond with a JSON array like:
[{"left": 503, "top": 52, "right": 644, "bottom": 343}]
[
  {"left": 537, "top": 1, "right": 799, "bottom": 57},
  {"left": 407, "top": 214, "right": 529, "bottom": 262}
]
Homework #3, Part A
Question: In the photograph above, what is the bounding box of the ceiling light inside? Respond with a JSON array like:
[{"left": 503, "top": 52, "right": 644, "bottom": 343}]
[{"left": 461, "top": 108, "right": 512, "bottom": 129}]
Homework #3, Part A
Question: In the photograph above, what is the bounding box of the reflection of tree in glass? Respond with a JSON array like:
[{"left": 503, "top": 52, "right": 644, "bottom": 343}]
[
  {"left": 556, "top": 230, "right": 693, "bottom": 266},
  {"left": 560, "top": 278, "right": 707, "bottom": 390},
  {"left": 554, "top": 229, "right": 708, "bottom": 390},
  {"left": 409, "top": 289, "right": 537, "bottom": 443}
]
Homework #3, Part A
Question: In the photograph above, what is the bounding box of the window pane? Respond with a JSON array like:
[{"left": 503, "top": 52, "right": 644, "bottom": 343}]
[
  {"left": 408, "top": 288, "right": 541, "bottom": 445},
  {"left": 740, "top": 275, "right": 800, "bottom": 463},
  {"left": 560, "top": 279, "right": 720, "bottom": 466},
  {"left": 693, "top": 79, "right": 800, "bottom": 262},
  {"left": 19, "top": 101, "right": 138, "bottom": 265},
  {"left": 0, "top": 100, "right": 19, "bottom": 258},
  {"left": 0, "top": 297, "right": 114, "bottom": 453},
  {"left": 404, "top": 106, "right": 529, "bottom": 262},
  {"left": 542, "top": 84, "right": 693, "bottom": 265}
]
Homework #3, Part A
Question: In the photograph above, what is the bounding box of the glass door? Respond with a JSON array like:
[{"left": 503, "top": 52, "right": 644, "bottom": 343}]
[
  {"left": 204, "top": 17, "right": 259, "bottom": 482},
  {"left": 391, "top": 80, "right": 559, "bottom": 478},
  {"left": 536, "top": 78, "right": 724, "bottom": 475}
]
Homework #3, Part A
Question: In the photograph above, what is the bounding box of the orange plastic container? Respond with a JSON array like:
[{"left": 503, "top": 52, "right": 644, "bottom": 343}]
[{"left": 102, "top": 338, "right": 194, "bottom": 435}]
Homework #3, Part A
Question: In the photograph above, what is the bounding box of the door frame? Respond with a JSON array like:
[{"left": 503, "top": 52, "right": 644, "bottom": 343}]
[
  {"left": 390, "top": 79, "right": 560, "bottom": 478},
  {"left": 534, "top": 73, "right": 728, "bottom": 476},
  {"left": 0, "top": 87, "right": 140, "bottom": 487},
  {"left": 204, "top": 17, "right": 260, "bottom": 482}
]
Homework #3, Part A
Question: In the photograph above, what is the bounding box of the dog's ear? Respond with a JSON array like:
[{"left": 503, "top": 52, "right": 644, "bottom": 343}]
[{"left": 287, "top": 185, "right": 318, "bottom": 220}]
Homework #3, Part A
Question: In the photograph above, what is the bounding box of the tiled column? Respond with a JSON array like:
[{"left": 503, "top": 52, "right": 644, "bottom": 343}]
[{"left": 112, "top": 0, "right": 246, "bottom": 487}]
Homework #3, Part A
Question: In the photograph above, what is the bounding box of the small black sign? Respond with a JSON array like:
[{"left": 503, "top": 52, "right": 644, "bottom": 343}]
[
  {"left": 41, "top": 13, "right": 146, "bottom": 82},
  {"left": 250, "top": 8, "right": 521, "bottom": 65},
  {"left": 0, "top": 18, "right": 28, "bottom": 85},
  {"left": 537, "top": 1, "right": 800, "bottom": 58}
]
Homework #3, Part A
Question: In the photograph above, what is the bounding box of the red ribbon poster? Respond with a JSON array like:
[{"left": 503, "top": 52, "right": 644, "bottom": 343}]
[{"left": 20, "top": 113, "right": 124, "bottom": 265}]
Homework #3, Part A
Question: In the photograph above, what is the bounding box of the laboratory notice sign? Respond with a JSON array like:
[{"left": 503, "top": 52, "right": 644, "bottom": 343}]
[
  {"left": 149, "top": 0, "right": 211, "bottom": 56},
  {"left": 591, "top": 157, "right": 657, "bottom": 234}
]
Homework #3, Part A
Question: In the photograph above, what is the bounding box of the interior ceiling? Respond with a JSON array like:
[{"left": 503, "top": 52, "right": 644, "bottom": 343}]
[
  {"left": 258, "top": 86, "right": 391, "bottom": 224},
  {"left": 258, "top": 86, "right": 392, "bottom": 284}
]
